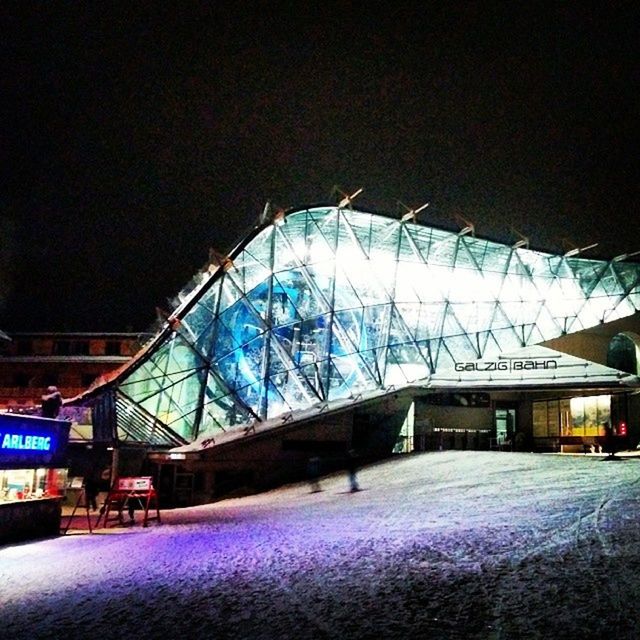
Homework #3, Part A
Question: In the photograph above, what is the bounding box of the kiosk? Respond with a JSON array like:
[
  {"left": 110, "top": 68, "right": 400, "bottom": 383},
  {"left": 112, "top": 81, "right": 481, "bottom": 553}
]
[{"left": 0, "top": 413, "right": 71, "bottom": 544}]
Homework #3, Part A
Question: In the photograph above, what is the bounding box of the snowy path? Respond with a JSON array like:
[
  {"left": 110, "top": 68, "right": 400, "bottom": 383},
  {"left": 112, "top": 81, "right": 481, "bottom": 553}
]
[{"left": 2, "top": 451, "right": 640, "bottom": 639}]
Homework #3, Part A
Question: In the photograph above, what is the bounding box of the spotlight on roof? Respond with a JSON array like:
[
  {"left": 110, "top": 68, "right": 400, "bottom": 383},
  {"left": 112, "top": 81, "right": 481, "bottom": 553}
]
[
  {"left": 260, "top": 201, "right": 286, "bottom": 226},
  {"left": 398, "top": 200, "right": 429, "bottom": 223},
  {"left": 455, "top": 214, "right": 475, "bottom": 237},
  {"left": 613, "top": 250, "right": 640, "bottom": 262},
  {"left": 333, "top": 186, "right": 364, "bottom": 209},
  {"left": 510, "top": 227, "right": 529, "bottom": 249},
  {"left": 564, "top": 243, "right": 598, "bottom": 257}
]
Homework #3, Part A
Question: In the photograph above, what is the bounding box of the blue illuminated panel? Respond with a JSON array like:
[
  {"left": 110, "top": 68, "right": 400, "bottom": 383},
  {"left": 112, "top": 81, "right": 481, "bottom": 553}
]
[{"left": 0, "top": 414, "right": 70, "bottom": 469}]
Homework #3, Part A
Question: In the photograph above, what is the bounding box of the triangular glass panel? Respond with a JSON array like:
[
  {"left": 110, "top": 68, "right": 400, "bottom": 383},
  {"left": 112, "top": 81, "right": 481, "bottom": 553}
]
[
  {"left": 394, "top": 263, "right": 421, "bottom": 304},
  {"left": 387, "top": 305, "right": 419, "bottom": 347},
  {"left": 325, "top": 358, "right": 350, "bottom": 401},
  {"left": 398, "top": 225, "right": 420, "bottom": 263},
  {"left": 347, "top": 213, "right": 373, "bottom": 259},
  {"left": 269, "top": 274, "right": 305, "bottom": 328},
  {"left": 573, "top": 298, "right": 601, "bottom": 328},
  {"left": 273, "top": 225, "right": 306, "bottom": 273},
  {"left": 274, "top": 267, "right": 330, "bottom": 319},
  {"left": 272, "top": 369, "right": 316, "bottom": 414},
  {"left": 386, "top": 343, "right": 430, "bottom": 382},
  {"left": 480, "top": 332, "right": 502, "bottom": 360},
  {"left": 299, "top": 362, "right": 326, "bottom": 400},
  {"left": 433, "top": 340, "right": 456, "bottom": 372},
  {"left": 200, "top": 368, "right": 250, "bottom": 426},
  {"left": 243, "top": 225, "right": 274, "bottom": 270},
  {"left": 612, "top": 262, "right": 640, "bottom": 293},
  {"left": 604, "top": 297, "right": 637, "bottom": 323},
  {"left": 213, "top": 333, "right": 264, "bottom": 392},
  {"left": 367, "top": 257, "right": 397, "bottom": 300},
  {"left": 500, "top": 301, "right": 527, "bottom": 327},
  {"left": 330, "top": 354, "right": 377, "bottom": 397},
  {"left": 340, "top": 257, "right": 389, "bottom": 306},
  {"left": 473, "top": 330, "right": 489, "bottom": 357},
  {"left": 235, "top": 380, "right": 264, "bottom": 419},
  {"left": 358, "top": 348, "right": 383, "bottom": 385},
  {"left": 216, "top": 300, "right": 264, "bottom": 351},
  {"left": 307, "top": 209, "right": 338, "bottom": 256},
  {"left": 181, "top": 278, "right": 220, "bottom": 343},
  {"left": 413, "top": 303, "right": 445, "bottom": 341},
  {"left": 332, "top": 308, "right": 365, "bottom": 354},
  {"left": 524, "top": 324, "right": 545, "bottom": 346},
  {"left": 415, "top": 339, "right": 434, "bottom": 374},
  {"left": 441, "top": 335, "right": 479, "bottom": 362},
  {"left": 244, "top": 278, "right": 274, "bottom": 323},
  {"left": 265, "top": 378, "right": 294, "bottom": 419},
  {"left": 217, "top": 274, "right": 245, "bottom": 316},
  {"left": 440, "top": 307, "right": 470, "bottom": 340},
  {"left": 304, "top": 263, "right": 335, "bottom": 307},
  {"left": 491, "top": 327, "right": 524, "bottom": 352},
  {"left": 394, "top": 302, "right": 420, "bottom": 338},
  {"left": 533, "top": 305, "right": 563, "bottom": 341},
  {"left": 333, "top": 264, "right": 365, "bottom": 310},
  {"left": 233, "top": 247, "right": 272, "bottom": 296},
  {"left": 362, "top": 304, "right": 391, "bottom": 350}
]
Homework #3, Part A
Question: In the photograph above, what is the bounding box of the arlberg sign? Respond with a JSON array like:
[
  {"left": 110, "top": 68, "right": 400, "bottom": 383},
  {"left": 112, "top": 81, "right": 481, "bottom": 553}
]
[
  {"left": 454, "top": 358, "right": 560, "bottom": 373},
  {"left": 1, "top": 432, "right": 52, "bottom": 451}
]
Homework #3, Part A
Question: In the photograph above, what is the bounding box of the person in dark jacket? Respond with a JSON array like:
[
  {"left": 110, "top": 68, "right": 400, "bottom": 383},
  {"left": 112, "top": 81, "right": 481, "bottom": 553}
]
[{"left": 41, "top": 386, "right": 62, "bottom": 418}]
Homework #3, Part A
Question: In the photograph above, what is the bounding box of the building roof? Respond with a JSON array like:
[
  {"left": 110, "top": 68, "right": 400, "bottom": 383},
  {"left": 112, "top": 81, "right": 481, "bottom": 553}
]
[{"left": 428, "top": 345, "right": 640, "bottom": 390}]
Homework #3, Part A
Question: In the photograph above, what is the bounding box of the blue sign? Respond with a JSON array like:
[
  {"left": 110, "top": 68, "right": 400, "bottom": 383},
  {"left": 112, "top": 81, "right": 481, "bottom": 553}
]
[
  {"left": 0, "top": 414, "right": 70, "bottom": 469},
  {"left": 1, "top": 433, "right": 52, "bottom": 451}
]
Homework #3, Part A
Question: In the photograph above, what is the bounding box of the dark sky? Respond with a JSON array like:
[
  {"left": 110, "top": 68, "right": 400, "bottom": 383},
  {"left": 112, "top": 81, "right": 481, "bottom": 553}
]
[{"left": 1, "top": 2, "right": 638, "bottom": 332}]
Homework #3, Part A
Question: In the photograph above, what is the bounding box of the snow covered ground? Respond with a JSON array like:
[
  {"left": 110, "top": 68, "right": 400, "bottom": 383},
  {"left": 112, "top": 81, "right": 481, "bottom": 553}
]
[{"left": 2, "top": 450, "right": 640, "bottom": 639}]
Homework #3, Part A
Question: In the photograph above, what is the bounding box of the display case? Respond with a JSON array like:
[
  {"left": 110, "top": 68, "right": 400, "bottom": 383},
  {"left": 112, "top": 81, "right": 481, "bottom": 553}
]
[{"left": 0, "top": 467, "right": 67, "bottom": 503}]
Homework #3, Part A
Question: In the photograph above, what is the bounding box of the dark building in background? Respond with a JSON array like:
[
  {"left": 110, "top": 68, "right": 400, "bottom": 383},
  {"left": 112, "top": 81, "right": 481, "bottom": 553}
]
[{"left": 0, "top": 333, "right": 149, "bottom": 415}]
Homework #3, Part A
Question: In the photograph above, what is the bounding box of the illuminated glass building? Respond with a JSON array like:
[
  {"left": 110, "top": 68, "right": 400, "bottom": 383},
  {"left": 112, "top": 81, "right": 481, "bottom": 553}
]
[{"left": 76, "top": 205, "right": 640, "bottom": 502}]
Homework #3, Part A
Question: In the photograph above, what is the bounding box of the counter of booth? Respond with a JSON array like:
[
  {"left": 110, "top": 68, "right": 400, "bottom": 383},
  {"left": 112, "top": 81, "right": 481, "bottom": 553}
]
[{"left": 0, "top": 413, "right": 70, "bottom": 544}]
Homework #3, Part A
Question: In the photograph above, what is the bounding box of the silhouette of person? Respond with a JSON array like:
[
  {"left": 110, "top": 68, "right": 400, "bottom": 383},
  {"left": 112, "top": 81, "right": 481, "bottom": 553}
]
[
  {"left": 603, "top": 421, "right": 616, "bottom": 457},
  {"left": 308, "top": 456, "right": 322, "bottom": 493},
  {"left": 84, "top": 476, "right": 99, "bottom": 511},
  {"left": 347, "top": 449, "right": 360, "bottom": 492},
  {"left": 41, "top": 385, "right": 62, "bottom": 418}
]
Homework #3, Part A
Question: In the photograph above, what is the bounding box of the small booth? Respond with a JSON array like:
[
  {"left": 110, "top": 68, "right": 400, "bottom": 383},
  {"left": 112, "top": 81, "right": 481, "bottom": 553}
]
[{"left": 0, "top": 413, "right": 71, "bottom": 544}]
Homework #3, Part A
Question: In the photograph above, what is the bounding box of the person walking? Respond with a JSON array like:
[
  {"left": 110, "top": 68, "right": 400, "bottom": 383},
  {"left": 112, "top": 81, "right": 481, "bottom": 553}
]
[
  {"left": 308, "top": 456, "right": 322, "bottom": 493},
  {"left": 347, "top": 449, "right": 360, "bottom": 492}
]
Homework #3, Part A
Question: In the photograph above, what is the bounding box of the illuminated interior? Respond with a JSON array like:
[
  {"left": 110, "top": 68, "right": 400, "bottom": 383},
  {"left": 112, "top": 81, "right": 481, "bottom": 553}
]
[
  {"left": 0, "top": 468, "right": 67, "bottom": 503},
  {"left": 112, "top": 206, "right": 640, "bottom": 444}
]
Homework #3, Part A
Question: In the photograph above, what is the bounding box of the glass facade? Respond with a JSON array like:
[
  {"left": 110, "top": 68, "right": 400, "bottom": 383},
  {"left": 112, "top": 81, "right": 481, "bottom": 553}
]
[{"left": 114, "top": 206, "right": 640, "bottom": 443}]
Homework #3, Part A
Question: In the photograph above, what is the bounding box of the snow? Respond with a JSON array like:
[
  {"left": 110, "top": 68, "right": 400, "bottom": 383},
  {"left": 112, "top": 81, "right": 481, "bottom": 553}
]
[{"left": 2, "top": 451, "right": 640, "bottom": 639}]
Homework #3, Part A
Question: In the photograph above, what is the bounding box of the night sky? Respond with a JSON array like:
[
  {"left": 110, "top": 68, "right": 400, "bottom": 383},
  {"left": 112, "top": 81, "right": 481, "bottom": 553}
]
[{"left": 1, "top": 3, "right": 638, "bottom": 332}]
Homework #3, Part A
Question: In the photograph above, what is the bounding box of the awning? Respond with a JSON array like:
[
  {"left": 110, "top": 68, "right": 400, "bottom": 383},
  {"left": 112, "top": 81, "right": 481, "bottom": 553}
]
[{"left": 428, "top": 345, "right": 640, "bottom": 389}]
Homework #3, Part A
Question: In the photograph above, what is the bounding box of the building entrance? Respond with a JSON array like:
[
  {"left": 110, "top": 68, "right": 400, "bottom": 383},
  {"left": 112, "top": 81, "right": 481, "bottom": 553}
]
[{"left": 494, "top": 408, "right": 516, "bottom": 449}]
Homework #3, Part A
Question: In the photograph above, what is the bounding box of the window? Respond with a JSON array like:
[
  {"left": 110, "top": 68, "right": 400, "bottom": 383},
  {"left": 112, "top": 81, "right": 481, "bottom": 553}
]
[
  {"left": 570, "top": 395, "right": 611, "bottom": 437},
  {"left": 54, "top": 341, "right": 71, "bottom": 355},
  {"left": 105, "top": 341, "right": 121, "bottom": 356},
  {"left": 16, "top": 340, "right": 32, "bottom": 356},
  {"left": 54, "top": 340, "right": 89, "bottom": 356}
]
